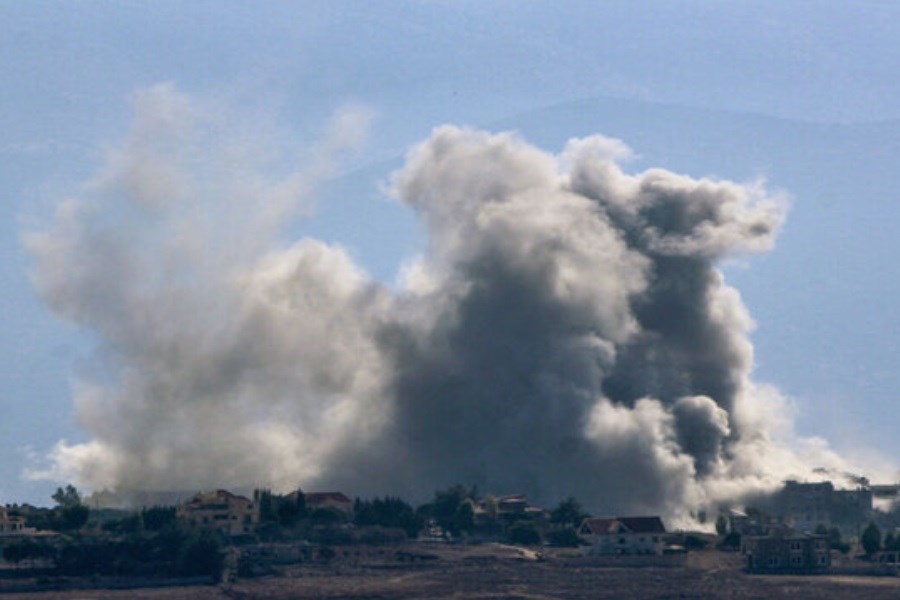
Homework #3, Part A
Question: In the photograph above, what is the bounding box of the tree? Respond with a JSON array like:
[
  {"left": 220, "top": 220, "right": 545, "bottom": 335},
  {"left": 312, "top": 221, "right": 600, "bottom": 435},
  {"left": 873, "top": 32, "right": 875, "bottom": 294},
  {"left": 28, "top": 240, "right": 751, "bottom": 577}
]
[
  {"left": 551, "top": 497, "right": 588, "bottom": 527},
  {"left": 178, "top": 532, "right": 224, "bottom": 580},
  {"left": 719, "top": 532, "right": 741, "bottom": 549},
  {"left": 715, "top": 514, "right": 728, "bottom": 536},
  {"left": 425, "top": 485, "right": 476, "bottom": 536},
  {"left": 293, "top": 490, "right": 308, "bottom": 518},
  {"left": 3, "top": 541, "right": 28, "bottom": 568},
  {"left": 826, "top": 526, "right": 850, "bottom": 554},
  {"left": 310, "top": 507, "right": 346, "bottom": 526},
  {"left": 58, "top": 504, "right": 90, "bottom": 531},
  {"left": 141, "top": 506, "right": 177, "bottom": 531},
  {"left": 353, "top": 496, "right": 423, "bottom": 538},
  {"left": 862, "top": 522, "right": 882, "bottom": 556},
  {"left": 507, "top": 522, "right": 541, "bottom": 546},
  {"left": 51, "top": 484, "right": 89, "bottom": 531},
  {"left": 254, "top": 489, "right": 277, "bottom": 523},
  {"left": 887, "top": 532, "right": 900, "bottom": 551},
  {"left": 546, "top": 527, "right": 581, "bottom": 547},
  {"left": 52, "top": 485, "right": 82, "bottom": 509},
  {"left": 452, "top": 499, "right": 475, "bottom": 536}
]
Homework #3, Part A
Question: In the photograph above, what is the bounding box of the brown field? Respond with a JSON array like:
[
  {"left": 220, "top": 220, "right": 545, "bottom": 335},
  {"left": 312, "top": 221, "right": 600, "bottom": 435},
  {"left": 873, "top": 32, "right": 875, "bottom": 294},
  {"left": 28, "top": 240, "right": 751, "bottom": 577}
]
[{"left": 6, "top": 545, "right": 900, "bottom": 599}]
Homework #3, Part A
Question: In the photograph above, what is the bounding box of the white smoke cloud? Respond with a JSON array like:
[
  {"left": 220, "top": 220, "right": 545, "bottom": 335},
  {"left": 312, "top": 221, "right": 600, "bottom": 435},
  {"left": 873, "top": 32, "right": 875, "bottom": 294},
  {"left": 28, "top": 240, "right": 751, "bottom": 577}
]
[{"left": 25, "top": 85, "right": 872, "bottom": 523}]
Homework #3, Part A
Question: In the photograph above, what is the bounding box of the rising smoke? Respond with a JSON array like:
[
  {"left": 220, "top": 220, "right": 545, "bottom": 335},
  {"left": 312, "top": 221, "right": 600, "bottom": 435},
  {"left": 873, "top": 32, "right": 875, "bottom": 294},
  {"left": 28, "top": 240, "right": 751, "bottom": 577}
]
[{"left": 26, "top": 85, "right": 854, "bottom": 523}]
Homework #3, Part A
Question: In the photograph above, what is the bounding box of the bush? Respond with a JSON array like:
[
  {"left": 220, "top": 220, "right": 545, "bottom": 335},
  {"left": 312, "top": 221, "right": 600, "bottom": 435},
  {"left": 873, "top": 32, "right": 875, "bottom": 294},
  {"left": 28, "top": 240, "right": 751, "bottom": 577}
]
[
  {"left": 507, "top": 522, "right": 541, "bottom": 546},
  {"left": 862, "top": 522, "right": 881, "bottom": 556},
  {"left": 546, "top": 528, "right": 581, "bottom": 547},
  {"left": 683, "top": 534, "right": 709, "bottom": 550},
  {"left": 141, "top": 506, "right": 177, "bottom": 532},
  {"left": 177, "top": 533, "right": 224, "bottom": 580},
  {"left": 718, "top": 532, "right": 741, "bottom": 549},
  {"left": 354, "top": 497, "right": 423, "bottom": 538},
  {"left": 359, "top": 526, "right": 407, "bottom": 545},
  {"left": 310, "top": 507, "right": 347, "bottom": 526}
]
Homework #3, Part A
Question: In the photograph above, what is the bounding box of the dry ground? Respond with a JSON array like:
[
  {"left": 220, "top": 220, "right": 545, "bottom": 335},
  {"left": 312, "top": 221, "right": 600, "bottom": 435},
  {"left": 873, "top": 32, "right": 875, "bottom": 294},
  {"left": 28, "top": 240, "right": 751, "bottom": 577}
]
[{"left": 6, "top": 545, "right": 900, "bottom": 599}]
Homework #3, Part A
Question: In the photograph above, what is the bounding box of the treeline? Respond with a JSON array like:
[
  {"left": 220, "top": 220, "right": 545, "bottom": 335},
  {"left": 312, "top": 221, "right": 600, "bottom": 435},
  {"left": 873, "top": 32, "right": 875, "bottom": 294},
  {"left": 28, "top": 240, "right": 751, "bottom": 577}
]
[
  {"left": 3, "top": 487, "right": 220, "bottom": 580},
  {"left": 3, "top": 529, "right": 223, "bottom": 579},
  {"left": 251, "top": 484, "right": 589, "bottom": 547},
  {"left": 6, "top": 486, "right": 90, "bottom": 532},
  {"left": 2, "top": 483, "right": 595, "bottom": 581}
]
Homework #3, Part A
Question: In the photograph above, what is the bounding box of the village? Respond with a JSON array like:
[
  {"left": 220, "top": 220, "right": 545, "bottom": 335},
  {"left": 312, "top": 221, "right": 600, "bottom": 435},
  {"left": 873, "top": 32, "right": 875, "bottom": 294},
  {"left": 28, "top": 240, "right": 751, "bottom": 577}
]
[{"left": 4, "top": 477, "right": 900, "bottom": 598}]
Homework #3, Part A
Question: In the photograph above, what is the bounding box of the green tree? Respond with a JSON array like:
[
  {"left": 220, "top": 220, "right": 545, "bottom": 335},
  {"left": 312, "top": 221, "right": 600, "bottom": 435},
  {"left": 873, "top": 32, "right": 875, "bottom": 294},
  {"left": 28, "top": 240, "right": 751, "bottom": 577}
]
[
  {"left": 310, "top": 506, "right": 346, "bottom": 526},
  {"left": 551, "top": 497, "right": 588, "bottom": 527},
  {"left": 507, "top": 522, "right": 541, "bottom": 545},
  {"left": 353, "top": 496, "right": 423, "bottom": 538},
  {"left": 141, "top": 506, "right": 177, "bottom": 531},
  {"left": 2, "top": 541, "right": 28, "bottom": 568},
  {"left": 254, "top": 489, "right": 277, "bottom": 523},
  {"left": 452, "top": 499, "right": 475, "bottom": 535},
  {"left": 862, "top": 522, "right": 882, "bottom": 556},
  {"left": 52, "top": 485, "right": 82, "bottom": 509},
  {"left": 51, "top": 484, "right": 89, "bottom": 531},
  {"left": 715, "top": 514, "right": 728, "bottom": 536},
  {"left": 424, "top": 485, "right": 476, "bottom": 536},
  {"left": 178, "top": 532, "right": 224, "bottom": 580},
  {"left": 825, "top": 526, "right": 850, "bottom": 554},
  {"left": 58, "top": 504, "right": 90, "bottom": 531},
  {"left": 546, "top": 527, "right": 581, "bottom": 547}
]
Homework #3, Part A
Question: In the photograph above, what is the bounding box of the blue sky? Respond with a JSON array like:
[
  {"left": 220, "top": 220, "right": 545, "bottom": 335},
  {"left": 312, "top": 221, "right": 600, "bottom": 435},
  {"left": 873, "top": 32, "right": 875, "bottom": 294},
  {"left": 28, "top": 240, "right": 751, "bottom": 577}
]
[{"left": 3, "top": 1, "right": 900, "bottom": 505}]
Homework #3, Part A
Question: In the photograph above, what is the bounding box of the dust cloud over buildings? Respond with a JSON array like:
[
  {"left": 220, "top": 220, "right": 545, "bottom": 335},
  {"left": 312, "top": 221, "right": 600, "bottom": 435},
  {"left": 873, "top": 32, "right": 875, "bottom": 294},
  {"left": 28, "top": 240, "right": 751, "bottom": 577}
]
[{"left": 25, "top": 85, "right": 858, "bottom": 524}]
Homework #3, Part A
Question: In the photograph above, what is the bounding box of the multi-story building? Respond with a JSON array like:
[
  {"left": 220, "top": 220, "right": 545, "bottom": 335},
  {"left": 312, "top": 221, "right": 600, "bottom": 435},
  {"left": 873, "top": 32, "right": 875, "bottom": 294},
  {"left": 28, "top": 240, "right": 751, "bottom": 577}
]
[
  {"left": 177, "top": 490, "right": 259, "bottom": 536},
  {"left": 744, "top": 535, "right": 830, "bottom": 574},
  {"left": 778, "top": 480, "right": 872, "bottom": 534},
  {"left": 780, "top": 481, "right": 833, "bottom": 533}
]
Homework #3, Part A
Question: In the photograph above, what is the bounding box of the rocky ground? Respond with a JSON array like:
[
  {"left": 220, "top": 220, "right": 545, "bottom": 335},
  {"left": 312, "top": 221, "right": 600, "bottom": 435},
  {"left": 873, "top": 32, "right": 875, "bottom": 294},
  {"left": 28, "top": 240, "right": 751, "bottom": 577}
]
[{"left": 7, "top": 545, "right": 900, "bottom": 599}]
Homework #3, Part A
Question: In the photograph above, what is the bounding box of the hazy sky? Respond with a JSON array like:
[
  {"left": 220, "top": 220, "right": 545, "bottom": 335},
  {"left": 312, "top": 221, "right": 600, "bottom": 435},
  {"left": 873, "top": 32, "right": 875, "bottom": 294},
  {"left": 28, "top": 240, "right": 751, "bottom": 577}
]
[{"left": 3, "top": 1, "right": 900, "bottom": 505}]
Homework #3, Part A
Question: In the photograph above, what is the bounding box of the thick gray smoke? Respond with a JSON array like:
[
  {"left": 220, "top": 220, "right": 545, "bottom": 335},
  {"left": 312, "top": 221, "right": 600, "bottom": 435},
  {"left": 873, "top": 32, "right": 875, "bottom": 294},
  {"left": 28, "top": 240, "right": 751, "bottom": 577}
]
[{"left": 26, "top": 86, "right": 855, "bottom": 523}]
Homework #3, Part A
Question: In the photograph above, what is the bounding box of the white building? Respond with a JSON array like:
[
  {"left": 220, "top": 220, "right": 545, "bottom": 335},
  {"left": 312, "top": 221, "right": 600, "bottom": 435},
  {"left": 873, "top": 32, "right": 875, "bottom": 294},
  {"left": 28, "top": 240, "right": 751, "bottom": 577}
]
[{"left": 578, "top": 516, "right": 666, "bottom": 555}]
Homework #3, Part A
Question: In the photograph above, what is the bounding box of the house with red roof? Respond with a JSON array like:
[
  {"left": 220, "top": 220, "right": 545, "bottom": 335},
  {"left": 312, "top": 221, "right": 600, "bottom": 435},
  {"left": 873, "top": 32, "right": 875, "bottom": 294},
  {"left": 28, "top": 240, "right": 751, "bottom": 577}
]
[{"left": 578, "top": 516, "right": 666, "bottom": 555}]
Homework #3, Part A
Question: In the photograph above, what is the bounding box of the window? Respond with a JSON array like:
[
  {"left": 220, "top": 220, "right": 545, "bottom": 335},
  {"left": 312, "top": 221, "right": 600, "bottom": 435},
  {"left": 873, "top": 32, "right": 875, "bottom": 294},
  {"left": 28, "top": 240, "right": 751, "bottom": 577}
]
[
  {"left": 790, "top": 542, "right": 802, "bottom": 551},
  {"left": 767, "top": 557, "right": 780, "bottom": 567},
  {"left": 618, "top": 537, "right": 626, "bottom": 544},
  {"left": 818, "top": 556, "right": 827, "bottom": 565},
  {"left": 652, "top": 536, "right": 659, "bottom": 543},
  {"left": 791, "top": 556, "right": 803, "bottom": 566}
]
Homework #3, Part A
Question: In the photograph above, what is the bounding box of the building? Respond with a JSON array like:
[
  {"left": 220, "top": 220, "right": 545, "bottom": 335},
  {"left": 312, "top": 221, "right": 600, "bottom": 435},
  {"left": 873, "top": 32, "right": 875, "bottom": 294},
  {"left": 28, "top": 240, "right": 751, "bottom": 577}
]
[
  {"left": 831, "top": 487, "right": 873, "bottom": 525},
  {"left": 177, "top": 490, "right": 259, "bottom": 536},
  {"left": 0, "top": 506, "right": 34, "bottom": 536},
  {"left": 283, "top": 490, "right": 354, "bottom": 517},
  {"left": 744, "top": 535, "right": 830, "bottom": 574},
  {"left": 780, "top": 481, "right": 833, "bottom": 532},
  {"left": 497, "top": 494, "right": 528, "bottom": 515},
  {"left": 778, "top": 480, "right": 872, "bottom": 534},
  {"left": 727, "top": 509, "right": 790, "bottom": 538},
  {"left": 578, "top": 516, "right": 666, "bottom": 555}
]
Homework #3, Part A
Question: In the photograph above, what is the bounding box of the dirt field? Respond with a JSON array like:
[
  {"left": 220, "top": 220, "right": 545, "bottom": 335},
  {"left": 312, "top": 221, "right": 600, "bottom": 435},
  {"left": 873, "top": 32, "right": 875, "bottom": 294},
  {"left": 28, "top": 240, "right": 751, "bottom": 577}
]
[{"left": 7, "top": 545, "right": 900, "bottom": 599}]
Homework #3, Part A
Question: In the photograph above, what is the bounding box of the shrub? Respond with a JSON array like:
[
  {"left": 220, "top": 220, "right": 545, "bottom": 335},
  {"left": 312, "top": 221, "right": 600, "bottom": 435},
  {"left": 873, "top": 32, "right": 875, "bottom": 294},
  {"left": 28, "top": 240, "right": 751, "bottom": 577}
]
[
  {"left": 546, "top": 527, "right": 581, "bottom": 547},
  {"left": 507, "top": 522, "right": 541, "bottom": 546}
]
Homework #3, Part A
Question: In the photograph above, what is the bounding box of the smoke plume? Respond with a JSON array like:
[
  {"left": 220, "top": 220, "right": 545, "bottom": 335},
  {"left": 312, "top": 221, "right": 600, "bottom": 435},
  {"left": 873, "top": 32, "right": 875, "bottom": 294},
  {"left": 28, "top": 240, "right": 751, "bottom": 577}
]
[{"left": 26, "top": 85, "right": 854, "bottom": 522}]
